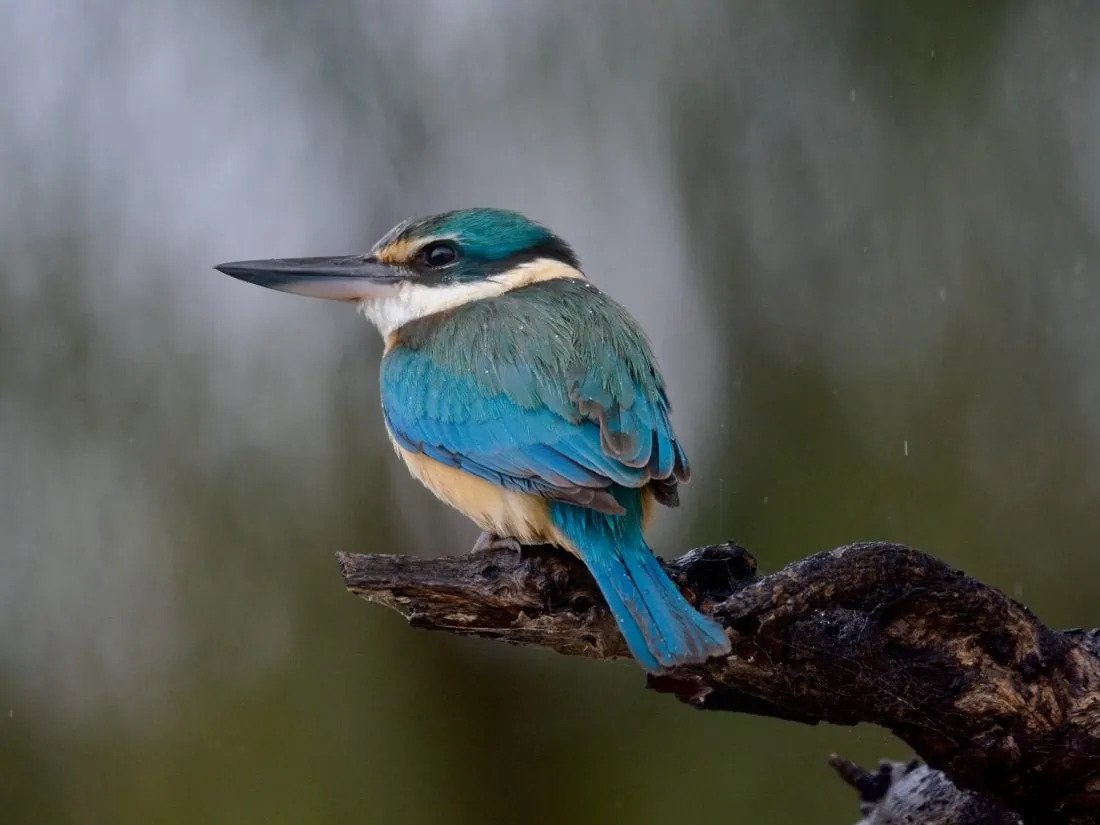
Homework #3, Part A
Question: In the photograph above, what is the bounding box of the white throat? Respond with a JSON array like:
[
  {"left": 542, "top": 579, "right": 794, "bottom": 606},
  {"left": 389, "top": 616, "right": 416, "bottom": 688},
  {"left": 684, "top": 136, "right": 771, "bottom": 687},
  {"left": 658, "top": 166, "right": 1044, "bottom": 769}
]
[{"left": 357, "top": 257, "right": 584, "bottom": 337}]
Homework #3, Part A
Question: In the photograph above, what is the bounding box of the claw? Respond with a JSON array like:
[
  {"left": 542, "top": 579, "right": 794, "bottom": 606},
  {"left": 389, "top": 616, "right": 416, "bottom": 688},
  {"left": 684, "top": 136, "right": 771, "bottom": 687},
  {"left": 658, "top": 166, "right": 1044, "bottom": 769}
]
[{"left": 471, "top": 530, "right": 523, "bottom": 554}]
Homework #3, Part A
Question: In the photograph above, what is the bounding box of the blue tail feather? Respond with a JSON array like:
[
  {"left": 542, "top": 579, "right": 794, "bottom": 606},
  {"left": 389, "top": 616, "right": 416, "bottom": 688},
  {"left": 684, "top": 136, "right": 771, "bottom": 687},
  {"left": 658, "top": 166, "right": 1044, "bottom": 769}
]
[{"left": 550, "top": 488, "right": 731, "bottom": 671}]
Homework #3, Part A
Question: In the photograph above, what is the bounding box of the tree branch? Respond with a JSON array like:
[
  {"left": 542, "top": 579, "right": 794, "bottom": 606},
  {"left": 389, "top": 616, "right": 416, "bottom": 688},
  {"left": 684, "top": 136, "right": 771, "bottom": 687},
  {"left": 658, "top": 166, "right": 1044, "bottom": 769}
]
[
  {"left": 337, "top": 541, "right": 1100, "bottom": 823},
  {"left": 828, "top": 755, "right": 1021, "bottom": 824}
]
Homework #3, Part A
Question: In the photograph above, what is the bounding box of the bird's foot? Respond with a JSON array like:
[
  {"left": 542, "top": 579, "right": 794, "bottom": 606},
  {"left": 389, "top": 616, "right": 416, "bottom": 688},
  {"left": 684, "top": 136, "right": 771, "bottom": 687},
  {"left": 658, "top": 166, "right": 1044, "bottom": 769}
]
[{"left": 471, "top": 530, "right": 523, "bottom": 554}]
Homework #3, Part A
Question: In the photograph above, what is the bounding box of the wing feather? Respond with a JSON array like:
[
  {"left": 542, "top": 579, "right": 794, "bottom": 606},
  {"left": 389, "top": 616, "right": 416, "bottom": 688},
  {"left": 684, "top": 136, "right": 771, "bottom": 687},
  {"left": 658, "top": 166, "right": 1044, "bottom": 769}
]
[{"left": 380, "top": 280, "right": 690, "bottom": 513}]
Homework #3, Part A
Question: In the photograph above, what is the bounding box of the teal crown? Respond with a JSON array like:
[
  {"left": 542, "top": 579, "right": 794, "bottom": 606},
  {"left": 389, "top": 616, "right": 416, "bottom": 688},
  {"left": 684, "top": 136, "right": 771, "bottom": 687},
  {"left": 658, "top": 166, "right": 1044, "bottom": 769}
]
[{"left": 373, "top": 208, "right": 579, "bottom": 283}]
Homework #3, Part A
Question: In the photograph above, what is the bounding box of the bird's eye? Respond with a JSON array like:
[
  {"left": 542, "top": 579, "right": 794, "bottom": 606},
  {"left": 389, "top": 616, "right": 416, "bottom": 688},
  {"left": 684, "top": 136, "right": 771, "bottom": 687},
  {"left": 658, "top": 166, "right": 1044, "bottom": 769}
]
[{"left": 422, "top": 242, "right": 458, "bottom": 268}]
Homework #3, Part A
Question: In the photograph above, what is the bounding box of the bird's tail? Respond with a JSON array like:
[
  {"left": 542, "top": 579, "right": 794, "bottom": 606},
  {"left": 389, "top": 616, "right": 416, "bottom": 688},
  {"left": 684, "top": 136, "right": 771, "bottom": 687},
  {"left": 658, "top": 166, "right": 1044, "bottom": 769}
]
[{"left": 549, "top": 489, "right": 731, "bottom": 672}]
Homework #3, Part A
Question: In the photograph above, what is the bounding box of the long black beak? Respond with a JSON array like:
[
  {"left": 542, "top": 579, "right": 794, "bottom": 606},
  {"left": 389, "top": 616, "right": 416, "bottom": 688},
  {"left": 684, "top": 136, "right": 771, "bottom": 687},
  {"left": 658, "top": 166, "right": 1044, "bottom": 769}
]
[{"left": 214, "top": 255, "right": 405, "bottom": 301}]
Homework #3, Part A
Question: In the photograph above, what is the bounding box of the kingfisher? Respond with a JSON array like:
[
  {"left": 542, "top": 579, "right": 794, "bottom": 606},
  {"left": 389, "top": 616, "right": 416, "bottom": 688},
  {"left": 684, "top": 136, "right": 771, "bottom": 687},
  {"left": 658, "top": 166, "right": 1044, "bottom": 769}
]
[{"left": 216, "top": 209, "right": 730, "bottom": 671}]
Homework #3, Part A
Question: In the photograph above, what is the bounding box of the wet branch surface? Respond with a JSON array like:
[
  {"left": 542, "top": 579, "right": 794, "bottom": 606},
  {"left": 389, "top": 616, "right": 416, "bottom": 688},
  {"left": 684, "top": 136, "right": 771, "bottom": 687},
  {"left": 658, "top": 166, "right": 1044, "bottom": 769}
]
[{"left": 338, "top": 541, "right": 1100, "bottom": 823}]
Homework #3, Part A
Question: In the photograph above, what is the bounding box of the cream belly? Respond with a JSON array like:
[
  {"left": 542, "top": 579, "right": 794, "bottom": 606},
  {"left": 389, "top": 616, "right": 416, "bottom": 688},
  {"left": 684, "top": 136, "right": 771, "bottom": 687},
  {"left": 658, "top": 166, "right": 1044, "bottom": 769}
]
[{"left": 391, "top": 437, "right": 565, "bottom": 547}]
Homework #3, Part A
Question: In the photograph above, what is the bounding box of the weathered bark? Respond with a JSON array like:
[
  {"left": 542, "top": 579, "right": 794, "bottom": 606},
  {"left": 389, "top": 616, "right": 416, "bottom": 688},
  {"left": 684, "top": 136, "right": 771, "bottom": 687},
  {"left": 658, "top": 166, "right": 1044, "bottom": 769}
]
[
  {"left": 829, "top": 756, "right": 1021, "bottom": 824},
  {"left": 337, "top": 541, "right": 1100, "bottom": 823}
]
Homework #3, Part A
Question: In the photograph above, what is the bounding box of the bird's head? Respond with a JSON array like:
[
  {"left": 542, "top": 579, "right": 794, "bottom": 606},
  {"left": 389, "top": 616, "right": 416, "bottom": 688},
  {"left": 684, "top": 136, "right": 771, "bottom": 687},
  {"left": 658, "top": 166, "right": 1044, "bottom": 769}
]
[{"left": 216, "top": 208, "right": 582, "bottom": 334}]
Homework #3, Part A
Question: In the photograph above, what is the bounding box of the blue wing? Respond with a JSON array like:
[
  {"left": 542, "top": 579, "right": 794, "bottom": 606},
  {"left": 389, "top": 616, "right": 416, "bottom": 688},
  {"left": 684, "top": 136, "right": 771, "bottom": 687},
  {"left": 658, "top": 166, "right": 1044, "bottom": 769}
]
[{"left": 381, "top": 342, "right": 689, "bottom": 515}]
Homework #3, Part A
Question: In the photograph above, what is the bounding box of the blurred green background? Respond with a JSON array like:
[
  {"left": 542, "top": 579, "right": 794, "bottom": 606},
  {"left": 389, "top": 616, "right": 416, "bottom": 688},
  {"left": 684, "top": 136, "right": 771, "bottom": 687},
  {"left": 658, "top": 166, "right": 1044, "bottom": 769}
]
[{"left": 3, "top": 2, "right": 1099, "bottom": 823}]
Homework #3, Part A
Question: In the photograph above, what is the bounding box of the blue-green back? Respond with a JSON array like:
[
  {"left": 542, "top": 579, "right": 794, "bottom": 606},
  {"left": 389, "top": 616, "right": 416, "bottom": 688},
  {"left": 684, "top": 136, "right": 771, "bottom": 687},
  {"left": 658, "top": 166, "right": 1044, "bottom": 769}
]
[{"left": 381, "top": 277, "right": 688, "bottom": 511}]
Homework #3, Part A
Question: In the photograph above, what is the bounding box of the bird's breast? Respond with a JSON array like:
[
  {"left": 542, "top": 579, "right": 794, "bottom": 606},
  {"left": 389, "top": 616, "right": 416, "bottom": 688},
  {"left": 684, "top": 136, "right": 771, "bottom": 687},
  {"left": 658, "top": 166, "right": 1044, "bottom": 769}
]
[{"left": 386, "top": 429, "right": 557, "bottom": 545}]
